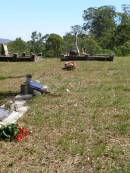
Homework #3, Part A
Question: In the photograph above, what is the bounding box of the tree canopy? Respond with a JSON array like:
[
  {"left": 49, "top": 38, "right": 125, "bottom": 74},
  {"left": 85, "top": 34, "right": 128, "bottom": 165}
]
[
  {"left": 45, "top": 34, "right": 63, "bottom": 57},
  {"left": 7, "top": 4, "right": 130, "bottom": 57}
]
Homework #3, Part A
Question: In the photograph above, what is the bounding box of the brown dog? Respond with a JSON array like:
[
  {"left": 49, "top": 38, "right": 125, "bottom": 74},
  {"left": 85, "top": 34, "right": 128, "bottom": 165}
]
[{"left": 63, "top": 62, "right": 76, "bottom": 70}]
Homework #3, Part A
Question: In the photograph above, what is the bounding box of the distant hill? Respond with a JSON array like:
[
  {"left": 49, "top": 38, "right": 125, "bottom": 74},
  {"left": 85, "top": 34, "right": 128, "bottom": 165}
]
[{"left": 0, "top": 38, "right": 11, "bottom": 44}]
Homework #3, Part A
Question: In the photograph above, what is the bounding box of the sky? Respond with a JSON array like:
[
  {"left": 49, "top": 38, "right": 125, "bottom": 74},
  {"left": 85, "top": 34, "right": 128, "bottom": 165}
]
[{"left": 0, "top": 0, "right": 130, "bottom": 41}]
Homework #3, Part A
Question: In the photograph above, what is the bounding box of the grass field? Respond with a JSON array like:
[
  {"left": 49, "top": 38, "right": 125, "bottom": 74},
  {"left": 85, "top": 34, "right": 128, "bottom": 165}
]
[{"left": 0, "top": 57, "right": 130, "bottom": 173}]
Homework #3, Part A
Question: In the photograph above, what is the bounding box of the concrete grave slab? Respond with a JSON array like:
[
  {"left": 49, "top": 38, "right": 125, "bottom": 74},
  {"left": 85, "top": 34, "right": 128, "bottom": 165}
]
[
  {"left": 0, "top": 106, "right": 28, "bottom": 127},
  {"left": 0, "top": 95, "right": 29, "bottom": 128}
]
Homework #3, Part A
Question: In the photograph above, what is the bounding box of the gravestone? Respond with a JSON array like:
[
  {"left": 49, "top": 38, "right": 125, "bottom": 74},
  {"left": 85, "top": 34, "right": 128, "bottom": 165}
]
[{"left": 1, "top": 44, "right": 9, "bottom": 56}]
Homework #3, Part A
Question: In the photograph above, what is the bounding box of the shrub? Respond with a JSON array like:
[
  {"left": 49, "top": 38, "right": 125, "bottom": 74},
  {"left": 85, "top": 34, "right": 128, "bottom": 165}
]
[
  {"left": 80, "top": 38, "right": 102, "bottom": 55},
  {"left": 114, "top": 41, "right": 130, "bottom": 56},
  {"left": 102, "top": 49, "right": 114, "bottom": 55}
]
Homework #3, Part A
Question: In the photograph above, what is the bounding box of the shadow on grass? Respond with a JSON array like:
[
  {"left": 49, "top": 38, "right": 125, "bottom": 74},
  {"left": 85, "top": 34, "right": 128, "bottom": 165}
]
[
  {"left": 123, "top": 88, "right": 130, "bottom": 92},
  {"left": 0, "top": 91, "right": 18, "bottom": 105},
  {"left": 0, "top": 75, "right": 24, "bottom": 81}
]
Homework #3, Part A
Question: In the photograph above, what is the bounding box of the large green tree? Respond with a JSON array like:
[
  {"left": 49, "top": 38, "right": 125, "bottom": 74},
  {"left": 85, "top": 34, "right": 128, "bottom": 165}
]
[
  {"left": 113, "top": 9, "right": 130, "bottom": 47},
  {"left": 8, "top": 38, "right": 29, "bottom": 54},
  {"left": 45, "top": 34, "right": 63, "bottom": 57},
  {"left": 28, "top": 31, "right": 45, "bottom": 54},
  {"left": 63, "top": 33, "right": 74, "bottom": 53},
  {"left": 63, "top": 25, "right": 86, "bottom": 54},
  {"left": 83, "top": 6, "right": 117, "bottom": 48}
]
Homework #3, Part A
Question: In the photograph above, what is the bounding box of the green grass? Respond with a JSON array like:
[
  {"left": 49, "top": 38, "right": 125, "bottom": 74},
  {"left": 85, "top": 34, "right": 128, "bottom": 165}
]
[
  {"left": 0, "top": 76, "right": 8, "bottom": 80},
  {"left": 1, "top": 57, "right": 130, "bottom": 172}
]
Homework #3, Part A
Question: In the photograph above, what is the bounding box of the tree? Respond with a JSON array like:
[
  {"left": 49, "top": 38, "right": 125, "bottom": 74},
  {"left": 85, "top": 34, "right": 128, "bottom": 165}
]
[
  {"left": 114, "top": 41, "right": 130, "bottom": 56},
  {"left": 80, "top": 37, "right": 102, "bottom": 55},
  {"left": 114, "top": 24, "right": 130, "bottom": 47},
  {"left": 71, "top": 25, "right": 83, "bottom": 35},
  {"left": 8, "top": 38, "right": 29, "bottom": 54},
  {"left": 83, "top": 6, "right": 117, "bottom": 48},
  {"left": 63, "top": 33, "right": 74, "bottom": 53},
  {"left": 113, "top": 11, "right": 130, "bottom": 47},
  {"left": 122, "top": 4, "right": 130, "bottom": 16},
  {"left": 71, "top": 25, "right": 84, "bottom": 54},
  {"left": 28, "top": 31, "right": 45, "bottom": 54},
  {"left": 45, "top": 34, "right": 63, "bottom": 57}
]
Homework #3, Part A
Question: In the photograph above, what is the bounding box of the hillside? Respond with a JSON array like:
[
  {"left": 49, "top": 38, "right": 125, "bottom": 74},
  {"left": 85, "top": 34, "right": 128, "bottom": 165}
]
[{"left": 0, "top": 38, "right": 11, "bottom": 44}]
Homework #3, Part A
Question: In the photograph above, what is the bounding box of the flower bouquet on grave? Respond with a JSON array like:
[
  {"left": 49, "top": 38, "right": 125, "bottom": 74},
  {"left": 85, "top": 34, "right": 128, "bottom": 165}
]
[{"left": 0, "top": 123, "right": 30, "bottom": 142}]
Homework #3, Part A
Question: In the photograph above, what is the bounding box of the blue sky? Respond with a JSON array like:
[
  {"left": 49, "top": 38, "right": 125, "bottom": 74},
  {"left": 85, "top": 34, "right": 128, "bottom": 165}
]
[{"left": 0, "top": 0, "right": 129, "bottom": 40}]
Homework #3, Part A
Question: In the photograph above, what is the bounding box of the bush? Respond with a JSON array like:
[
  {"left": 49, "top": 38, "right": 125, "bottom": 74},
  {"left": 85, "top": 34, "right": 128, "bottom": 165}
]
[
  {"left": 113, "top": 47, "right": 122, "bottom": 56},
  {"left": 44, "top": 50, "right": 59, "bottom": 58},
  {"left": 44, "top": 50, "right": 55, "bottom": 57},
  {"left": 102, "top": 49, "right": 114, "bottom": 55},
  {"left": 45, "top": 34, "right": 63, "bottom": 57},
  {"left": 114, "top": 42, "right": 130, "bottom": 56},
  {"left": 80, "top": 38, "right": 102, "bottom": 55},
  {"left": 7, "top": 38, "right": 29, "bottom": 54}
]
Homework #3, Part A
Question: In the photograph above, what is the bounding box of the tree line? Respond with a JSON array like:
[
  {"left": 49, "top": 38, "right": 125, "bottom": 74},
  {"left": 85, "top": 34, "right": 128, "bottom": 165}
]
[{"left": 7, "top": 5, "right": 130, "bottom": 57}]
